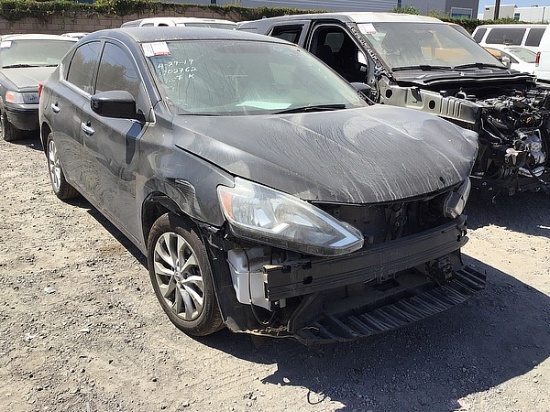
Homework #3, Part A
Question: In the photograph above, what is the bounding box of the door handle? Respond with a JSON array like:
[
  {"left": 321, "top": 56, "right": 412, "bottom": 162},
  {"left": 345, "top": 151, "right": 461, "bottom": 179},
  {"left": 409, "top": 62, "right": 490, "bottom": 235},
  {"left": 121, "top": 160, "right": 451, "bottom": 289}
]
[
  {"left": 81, "top": 122, "right": 94, "bottom": 136},
  {"left": 51, "top": 103, "right": 60, "bottom": 113}
]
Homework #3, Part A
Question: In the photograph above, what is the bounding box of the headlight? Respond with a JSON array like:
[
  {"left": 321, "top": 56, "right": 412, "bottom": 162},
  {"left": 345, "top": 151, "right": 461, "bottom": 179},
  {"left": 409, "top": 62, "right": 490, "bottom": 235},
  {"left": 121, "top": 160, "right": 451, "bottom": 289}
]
[
  {"left": 5, "top": 91, "right": 39, "bottom": 104},
  {"left": 443, "top": 178, "right": 471, "bottom": 219},
  {"left": 217, "top": 178, "right": 364, "bottom": 257}
]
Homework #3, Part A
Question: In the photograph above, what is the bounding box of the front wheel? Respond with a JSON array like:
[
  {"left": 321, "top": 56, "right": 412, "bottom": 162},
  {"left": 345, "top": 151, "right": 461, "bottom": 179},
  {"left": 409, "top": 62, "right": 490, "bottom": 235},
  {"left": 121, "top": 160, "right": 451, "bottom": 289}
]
[
  {"left": 46, "top": 135, "right": 79, "bottom": 200},
  {"left": 147, "top": 213, "right": 223, "bottom": 336}
]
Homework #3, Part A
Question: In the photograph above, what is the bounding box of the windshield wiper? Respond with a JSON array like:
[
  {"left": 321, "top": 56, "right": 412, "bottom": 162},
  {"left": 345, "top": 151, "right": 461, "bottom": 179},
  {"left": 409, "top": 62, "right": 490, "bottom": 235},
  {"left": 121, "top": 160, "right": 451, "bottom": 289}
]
[
  {"left": 1, "top": 64, "right": 42, "bottom": 69},
  {"left": 392, "top": 65, "right": 452, "bottom": 72},
  {"left": 452, "top": 62, "right": 506, "bottom": 70},
  {"left": 275, "top": 104, "right": 347, "bottom": 114}
]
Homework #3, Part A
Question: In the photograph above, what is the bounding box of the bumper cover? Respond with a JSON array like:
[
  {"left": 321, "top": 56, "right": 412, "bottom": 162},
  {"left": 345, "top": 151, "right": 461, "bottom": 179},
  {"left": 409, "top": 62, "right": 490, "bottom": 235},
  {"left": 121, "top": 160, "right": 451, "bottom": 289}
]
[
  {"left": 5, "top": 105, "right": 39, "bottom": 131},
  {"left": 264, "top": 215, "right": 468, "bottom": 301},
  {"left": 294, "top": 266, "right": 486, "bottom": 344}
]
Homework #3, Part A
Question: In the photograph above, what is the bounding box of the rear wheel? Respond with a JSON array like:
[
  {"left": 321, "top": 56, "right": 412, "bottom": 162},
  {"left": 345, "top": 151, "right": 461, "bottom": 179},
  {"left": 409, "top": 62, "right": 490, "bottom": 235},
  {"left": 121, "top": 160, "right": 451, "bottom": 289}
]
[
  {"left": 2, "top": 112, "right": 23, "bottom": 142},
  {"left": 46, "top": 135, "right": 79, "bottom": 200},
  {"left": 147, "top": 213, "right": 223, "bottom": 336}
]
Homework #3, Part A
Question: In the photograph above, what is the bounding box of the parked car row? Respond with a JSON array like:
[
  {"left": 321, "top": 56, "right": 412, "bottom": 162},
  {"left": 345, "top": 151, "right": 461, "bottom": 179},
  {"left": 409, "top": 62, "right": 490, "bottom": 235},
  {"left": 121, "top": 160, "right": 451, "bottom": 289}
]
[{"left": 2, "top": 14, "right": 547, "bottom": 345}]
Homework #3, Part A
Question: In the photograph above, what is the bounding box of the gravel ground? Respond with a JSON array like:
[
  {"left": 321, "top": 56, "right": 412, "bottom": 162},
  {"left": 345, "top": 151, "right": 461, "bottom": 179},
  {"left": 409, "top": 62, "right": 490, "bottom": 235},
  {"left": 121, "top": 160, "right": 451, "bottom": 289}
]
[{"left": 0, "top": 135, "right": 549, "bottom": 412}]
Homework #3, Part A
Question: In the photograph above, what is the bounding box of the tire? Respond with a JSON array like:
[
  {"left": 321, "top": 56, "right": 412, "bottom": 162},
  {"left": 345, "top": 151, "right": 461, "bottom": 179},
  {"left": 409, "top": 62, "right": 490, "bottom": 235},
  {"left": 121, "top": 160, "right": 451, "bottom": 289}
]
[
  {"left": 147, "top": 213, "right": 223, "bottom": 336},
  {"left": 2, "top": 111, "right": 23, "bottom": 142},
  {"left": 46, "top": 134, "right": 79, "bottom": 200}
]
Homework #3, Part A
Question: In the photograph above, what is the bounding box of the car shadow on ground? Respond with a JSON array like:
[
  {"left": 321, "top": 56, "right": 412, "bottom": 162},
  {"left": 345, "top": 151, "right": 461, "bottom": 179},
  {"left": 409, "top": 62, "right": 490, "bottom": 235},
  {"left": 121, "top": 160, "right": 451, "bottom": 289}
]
[
  {"left": 465, "top": 191, "right": 550, "bottom": 237},
  {"left": 197, "top": 257, "right": 550, "bottom": 412},
  {"left": 69, "top": 199, "right": 148, "bottom": 267},
  {"left": 2, "top": 134, "right": 43, "bottom": 151}
]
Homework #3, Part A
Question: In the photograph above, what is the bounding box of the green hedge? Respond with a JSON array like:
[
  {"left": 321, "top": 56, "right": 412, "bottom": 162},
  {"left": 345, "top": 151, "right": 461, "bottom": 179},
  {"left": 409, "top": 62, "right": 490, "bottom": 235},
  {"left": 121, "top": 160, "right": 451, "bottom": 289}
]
[{"left": 0, "top": 0, "right": 324, "bottom": 22}]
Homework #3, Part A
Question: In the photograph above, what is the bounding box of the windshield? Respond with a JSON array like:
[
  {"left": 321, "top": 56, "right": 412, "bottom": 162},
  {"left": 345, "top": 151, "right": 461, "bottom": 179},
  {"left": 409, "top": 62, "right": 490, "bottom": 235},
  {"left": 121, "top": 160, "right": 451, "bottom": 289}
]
[
  {"left": 146, "top": 40, "right": 365, "bottom": 115},
  {"left": 0, "top": 39, "right": 75, "bottom": 69},
  {"left": 358, "top": 22, "right": 504, "bottom": 70},
  {"left": 507, "top": 47, "right": 536, "bottom": 63}
]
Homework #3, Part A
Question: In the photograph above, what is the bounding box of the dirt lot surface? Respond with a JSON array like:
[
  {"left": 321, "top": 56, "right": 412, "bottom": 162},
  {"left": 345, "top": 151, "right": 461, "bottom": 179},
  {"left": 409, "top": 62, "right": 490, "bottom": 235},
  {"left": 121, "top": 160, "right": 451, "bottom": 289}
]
[{"left": 1, "top": 135, "right": 549, "bottom": 412}]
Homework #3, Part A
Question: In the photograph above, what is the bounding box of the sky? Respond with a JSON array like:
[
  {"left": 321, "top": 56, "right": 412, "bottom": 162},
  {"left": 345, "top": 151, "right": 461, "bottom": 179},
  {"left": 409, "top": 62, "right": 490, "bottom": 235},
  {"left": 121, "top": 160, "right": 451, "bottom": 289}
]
[{"left": 478, "top": 0, "right": 550, "bottom": 15}]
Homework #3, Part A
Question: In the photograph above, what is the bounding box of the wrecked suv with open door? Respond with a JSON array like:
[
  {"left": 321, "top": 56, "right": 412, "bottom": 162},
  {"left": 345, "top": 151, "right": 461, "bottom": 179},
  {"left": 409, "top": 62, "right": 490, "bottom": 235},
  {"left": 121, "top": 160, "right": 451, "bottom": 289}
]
[
  {"left": 40, "top": 28, "right": 484, "bottom": 344},
  {"left": 239, "top": 13, "right": 550, "bottom": 199}
]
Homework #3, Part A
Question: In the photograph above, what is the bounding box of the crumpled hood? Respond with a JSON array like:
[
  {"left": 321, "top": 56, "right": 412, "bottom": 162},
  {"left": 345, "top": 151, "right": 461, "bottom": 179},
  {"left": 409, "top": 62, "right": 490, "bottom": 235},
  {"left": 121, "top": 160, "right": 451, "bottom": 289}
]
[
  {"left": 172, "top": 105, "right": 478, "bottom": 203},
  {"left": 2, "top": 67, "right": 56, "bottom": 90}
]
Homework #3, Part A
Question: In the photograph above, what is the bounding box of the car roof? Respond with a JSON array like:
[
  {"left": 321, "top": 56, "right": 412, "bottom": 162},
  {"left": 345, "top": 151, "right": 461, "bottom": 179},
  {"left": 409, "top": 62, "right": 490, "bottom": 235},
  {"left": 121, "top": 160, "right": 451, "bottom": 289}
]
[
  {"left": 122, "top": 17, "right": 237, "bottom": 26},
  {"left": 474, "top": 24, "right": 547, "bottom": 29},
  {"left": 85, "top": 27, "right": 292, "bottom": 44},
  {"left": 239, "top": 12, "right": 443, "bottom": 25},
  {"left": 1, "top": 33, "right": 78, "bottom": 41}
]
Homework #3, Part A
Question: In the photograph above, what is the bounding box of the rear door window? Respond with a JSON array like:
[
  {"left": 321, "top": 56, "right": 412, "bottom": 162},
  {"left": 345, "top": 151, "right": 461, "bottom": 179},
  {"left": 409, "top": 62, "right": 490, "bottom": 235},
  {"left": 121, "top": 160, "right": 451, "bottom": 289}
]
[
  {"left": 486, "top": 28, "right": 526, "bottom": 45},
  {"left": 270, "top": 25, "right": 304, "bottom": 44}
]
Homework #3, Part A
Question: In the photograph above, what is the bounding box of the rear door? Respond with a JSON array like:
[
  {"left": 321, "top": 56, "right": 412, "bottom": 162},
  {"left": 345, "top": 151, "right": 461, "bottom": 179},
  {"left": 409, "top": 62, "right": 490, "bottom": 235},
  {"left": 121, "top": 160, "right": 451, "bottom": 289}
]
[{"left": 47, "top": 41, "right": 102, "bottom": 190}]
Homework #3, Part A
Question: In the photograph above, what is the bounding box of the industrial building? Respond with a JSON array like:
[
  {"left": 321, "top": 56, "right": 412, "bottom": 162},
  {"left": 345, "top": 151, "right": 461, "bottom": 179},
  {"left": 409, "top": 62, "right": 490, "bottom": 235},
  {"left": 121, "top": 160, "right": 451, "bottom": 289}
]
[{"left": 177, "top": 0, "right": 479, "bottom": 19}]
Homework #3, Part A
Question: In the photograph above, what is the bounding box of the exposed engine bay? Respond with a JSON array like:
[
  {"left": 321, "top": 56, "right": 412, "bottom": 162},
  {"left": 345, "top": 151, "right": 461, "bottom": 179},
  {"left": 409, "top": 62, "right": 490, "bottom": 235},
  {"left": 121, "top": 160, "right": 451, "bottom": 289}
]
[{"left": 378, "top": 77, "right": 550, "bottom": 199}]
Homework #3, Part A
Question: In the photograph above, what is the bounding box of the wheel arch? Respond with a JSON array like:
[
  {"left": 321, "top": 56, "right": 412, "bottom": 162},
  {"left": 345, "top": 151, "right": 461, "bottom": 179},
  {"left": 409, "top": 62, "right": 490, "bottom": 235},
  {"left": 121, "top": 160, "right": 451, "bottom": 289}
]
[
  {"left": 141, "top": 191, "right": 256, "bottom": 334},
  {"left": 141, "top": 192, "right": 207, "bottom": 250}
]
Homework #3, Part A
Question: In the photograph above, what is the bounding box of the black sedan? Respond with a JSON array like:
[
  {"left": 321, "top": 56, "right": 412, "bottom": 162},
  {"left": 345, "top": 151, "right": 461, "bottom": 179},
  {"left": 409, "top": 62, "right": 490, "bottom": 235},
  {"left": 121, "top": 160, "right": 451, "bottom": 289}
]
[
  {"left": 39, "top": 27, "right": 485, "bottom": 343},
  {"left": 0, "top": 34, "right": 77, "bottom": 141}
]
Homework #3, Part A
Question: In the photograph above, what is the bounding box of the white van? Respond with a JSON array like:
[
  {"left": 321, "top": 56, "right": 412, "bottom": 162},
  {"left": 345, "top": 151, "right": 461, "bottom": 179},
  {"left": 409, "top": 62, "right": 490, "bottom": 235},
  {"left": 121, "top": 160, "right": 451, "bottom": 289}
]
[
  {"left": 121, "top": 17, "right": 237, "bottom": 30},
  {"left": 472, "top": 24, "right": 548, "bottom": 52},
  {"left": 534, "top": 28, "right": 550, "bottom": 83}
]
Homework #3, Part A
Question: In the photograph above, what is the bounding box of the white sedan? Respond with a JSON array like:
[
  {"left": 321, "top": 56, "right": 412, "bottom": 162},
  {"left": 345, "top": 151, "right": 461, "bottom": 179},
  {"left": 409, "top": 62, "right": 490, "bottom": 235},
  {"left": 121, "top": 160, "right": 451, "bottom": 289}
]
[{"left": 485, "top": 45, "right": 537, "bottom": 74}]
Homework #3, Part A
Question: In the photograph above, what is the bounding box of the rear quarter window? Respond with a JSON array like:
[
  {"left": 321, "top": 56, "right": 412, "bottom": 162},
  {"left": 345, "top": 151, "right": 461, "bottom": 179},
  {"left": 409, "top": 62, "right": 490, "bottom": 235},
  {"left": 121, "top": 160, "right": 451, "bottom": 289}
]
[
  {"left": 473, "top": 28, "right": 487, "bottom": 43},
  {"left": 525, "top": 27, "right": 546, "bottom": 47}
]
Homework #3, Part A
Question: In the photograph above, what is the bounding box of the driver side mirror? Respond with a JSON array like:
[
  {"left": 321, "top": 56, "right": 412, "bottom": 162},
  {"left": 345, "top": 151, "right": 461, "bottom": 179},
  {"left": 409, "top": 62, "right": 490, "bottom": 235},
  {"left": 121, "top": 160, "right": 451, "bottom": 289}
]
[
  {"left": 91, "top": 90, "right": 143, "bottom": 121},
  {"left": 501, "top": 54, "right": 512, "bottom": 69}
]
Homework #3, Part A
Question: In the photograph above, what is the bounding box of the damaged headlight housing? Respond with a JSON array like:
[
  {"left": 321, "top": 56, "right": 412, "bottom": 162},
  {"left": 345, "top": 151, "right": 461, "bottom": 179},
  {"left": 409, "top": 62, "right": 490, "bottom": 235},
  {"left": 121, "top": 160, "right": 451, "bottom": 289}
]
[{"left": 217, "top": 178, "right": 364, "bottom": 256}]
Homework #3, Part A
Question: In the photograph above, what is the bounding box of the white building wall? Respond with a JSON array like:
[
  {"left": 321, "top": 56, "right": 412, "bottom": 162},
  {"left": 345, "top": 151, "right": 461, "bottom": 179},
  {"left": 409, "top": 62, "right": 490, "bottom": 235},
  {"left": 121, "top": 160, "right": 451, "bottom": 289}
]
[
  {"left": 482, "top": 4, "right": 515, "bottom": 19},
  {"left": 482, "top": 4, "right": 550, "bottom": 22},
  {"left": 515, "top": 6, "right": 550, "bottom": 23}
]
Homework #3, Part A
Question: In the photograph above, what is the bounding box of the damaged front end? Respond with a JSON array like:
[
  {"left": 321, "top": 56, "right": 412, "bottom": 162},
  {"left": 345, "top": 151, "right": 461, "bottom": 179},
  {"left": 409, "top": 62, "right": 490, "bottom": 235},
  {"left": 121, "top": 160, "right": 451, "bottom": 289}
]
[
  {"left": 379, "top": 78, "right": 550, "bottom": 198},
  {"left": 205, "top": 178, "right": 485, "bottom": 344},
  {"left": 474, "top": 91, "right": 550, "bottom": 196}
]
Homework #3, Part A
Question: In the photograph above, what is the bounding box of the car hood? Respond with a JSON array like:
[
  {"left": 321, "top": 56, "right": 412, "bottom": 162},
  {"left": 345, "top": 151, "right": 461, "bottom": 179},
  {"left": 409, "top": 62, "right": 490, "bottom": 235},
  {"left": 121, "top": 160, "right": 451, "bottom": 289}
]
[
  {"left": 172, "top": 106, "right": 478, "bottom": 204},
  {"left": 1, "top": 67, "right": 57, "bottom": 91}
]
